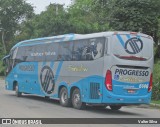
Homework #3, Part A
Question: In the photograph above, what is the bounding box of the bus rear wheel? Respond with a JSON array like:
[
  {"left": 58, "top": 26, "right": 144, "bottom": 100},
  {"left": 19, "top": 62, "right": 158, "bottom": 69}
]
[
  {"left": 110, "top": 105, "right": 121, "bottom": 110},
  {"left": 59, "top": 87, "right": 71, "bottom": 107},
  {"left": 72, "top": 88, "right": 85, "bottom": 110},
  {"left": 15, "top": 83, "right": 22, "bottom": 97}
]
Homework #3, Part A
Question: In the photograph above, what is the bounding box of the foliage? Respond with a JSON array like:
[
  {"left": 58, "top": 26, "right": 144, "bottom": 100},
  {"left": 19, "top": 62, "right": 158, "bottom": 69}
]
[
  {"left": 16, "top": 1, "right": 111, "bottom": 40},
  {"left": 151, "top": 100, "right": 160, "bottom": 104},
  {"left": 152, "top": 61, "right": 160, "bottom": 100},
  {"left": 0, "top": 43, "right": 5, "bottom": 75},
  {"left": 67, "top": 0, "right": 111, "bottom": 33},
  {"left": 110, "top": 0, "right": 160, "bottom": 42},
  {"left": 15, "top": 4, "right": 71, "bottom": 42},
  {"left": 0, "top": 0, "right": 34, "bottom": 52}
]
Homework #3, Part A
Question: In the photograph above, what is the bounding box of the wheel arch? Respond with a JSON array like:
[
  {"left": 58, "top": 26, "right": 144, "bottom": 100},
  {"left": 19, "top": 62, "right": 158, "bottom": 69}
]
[{"left": 13, "top": 80, "right": 18, "bottom": 91}]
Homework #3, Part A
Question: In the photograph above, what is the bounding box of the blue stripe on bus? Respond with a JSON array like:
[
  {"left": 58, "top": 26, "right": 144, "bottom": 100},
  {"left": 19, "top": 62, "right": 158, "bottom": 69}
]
[
  {"left": 126, "top": 34, "right": 141, "bottom": 39},
  {"left": 137, "top": 35, "right": 141, "bottom": 39},
  {"left": 42, "top": 62, "right": 46, "bottom": 67},
  {"left": 50, "top": 61, "right": 54, "bottom": 68},
  {"left": 126, "top": 34, "right": 131, "bottom": 39},
  {"left": 116, "top": 34, "right": 125, "bottom": 47},
  {"left": 55, "top": 61, "right": 63, "bottom": 82}
]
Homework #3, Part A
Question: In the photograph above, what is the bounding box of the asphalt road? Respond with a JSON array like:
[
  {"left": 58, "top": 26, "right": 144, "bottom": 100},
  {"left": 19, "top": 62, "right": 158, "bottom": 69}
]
[{"left": 0, "top": 79, "right": 160, "bottom": 127}]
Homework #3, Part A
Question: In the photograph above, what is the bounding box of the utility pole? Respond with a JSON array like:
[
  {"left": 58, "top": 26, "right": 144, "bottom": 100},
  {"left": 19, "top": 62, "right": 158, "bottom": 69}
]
[{"left": 0, "top": 28, "right": 7, "bottom": 54}]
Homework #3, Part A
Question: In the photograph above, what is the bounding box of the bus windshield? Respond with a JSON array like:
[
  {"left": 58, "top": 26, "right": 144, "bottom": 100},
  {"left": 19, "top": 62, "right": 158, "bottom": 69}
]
[{"left": 112, "top": 34, "right": 153, "bottom": 61}]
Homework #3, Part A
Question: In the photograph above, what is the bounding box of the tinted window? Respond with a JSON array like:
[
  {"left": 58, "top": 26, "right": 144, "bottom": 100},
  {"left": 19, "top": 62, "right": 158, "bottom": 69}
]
[
  {"left": 112, "top": 35, "right": 153, "bottom": 61},
  {"left": 73, "top": 37, "right": 105, "bottom": 61},
  {"left": 15, "top": 37, "right": 105, "bottom": 62},
  {"left": 25, "top": 46, "right": 35, "bottom": 61},
  {"left": 45, "top": 43, "right": 59, "bottom": 61},
  {"left": 15, "top": 46, "right": 34, "bottom": 61},
  {"left": 16, "top": 47, "right": 26, "bottom": 61},
  {"left": 32, "top": 44, "right": 46, "bottom": 61},
  {"left": 58, "top": 41, "right": 73, "bottom": 61}
]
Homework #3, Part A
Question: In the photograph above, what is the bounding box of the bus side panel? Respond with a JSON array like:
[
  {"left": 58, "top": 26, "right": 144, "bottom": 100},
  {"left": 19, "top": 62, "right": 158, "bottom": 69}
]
[
  {"left": 5, "top": 62, "right": 45, "bottom": 96},
  {"left": 69, "top": 78, "right": 89, "bottom": 103},
  {"left": 69, "top": 76, "right": 104, "bottom": 103},
  {"left": 18, "top": 62, "right": 43, "bottom": 95}
]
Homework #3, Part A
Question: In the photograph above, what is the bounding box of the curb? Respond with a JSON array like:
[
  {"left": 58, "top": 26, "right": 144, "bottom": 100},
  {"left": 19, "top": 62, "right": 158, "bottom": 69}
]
[{"left": 150, "top": 103, "right": 160, "bottom": 108}]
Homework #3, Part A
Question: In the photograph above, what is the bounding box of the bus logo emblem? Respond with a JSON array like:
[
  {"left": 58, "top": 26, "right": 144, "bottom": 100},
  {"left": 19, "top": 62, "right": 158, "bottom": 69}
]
[
  {"left": 125, "top": 37, "right": 143, "bottom": 54},
  {"left": 40, "top": 66, "right": 55, "bottom": 94}
]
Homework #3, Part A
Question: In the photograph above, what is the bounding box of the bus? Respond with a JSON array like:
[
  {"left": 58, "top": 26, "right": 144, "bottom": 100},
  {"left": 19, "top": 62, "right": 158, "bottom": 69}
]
[{"left": 3, "top": 31, "right": 154, "bottom": 110}]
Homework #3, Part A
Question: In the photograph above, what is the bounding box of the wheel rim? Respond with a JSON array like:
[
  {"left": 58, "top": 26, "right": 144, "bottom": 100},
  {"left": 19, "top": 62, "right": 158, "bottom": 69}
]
[
  {"left": 73, "top": 93, "right": 81, "bottom": 107},
  {"left": 61, "top": 91, "right": 67, "bottom": 104}
]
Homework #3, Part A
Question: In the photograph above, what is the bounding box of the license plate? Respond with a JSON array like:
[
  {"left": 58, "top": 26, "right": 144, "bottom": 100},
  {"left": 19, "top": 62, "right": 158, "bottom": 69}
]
[{"left": 127, "top": 89, "right": 135, "bottom": 93}]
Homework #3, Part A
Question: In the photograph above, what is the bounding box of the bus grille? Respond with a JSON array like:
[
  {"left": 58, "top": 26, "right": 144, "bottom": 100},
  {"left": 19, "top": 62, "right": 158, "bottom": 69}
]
[{"left": 90, "top": 82, "right": 100, "bottom": 99}]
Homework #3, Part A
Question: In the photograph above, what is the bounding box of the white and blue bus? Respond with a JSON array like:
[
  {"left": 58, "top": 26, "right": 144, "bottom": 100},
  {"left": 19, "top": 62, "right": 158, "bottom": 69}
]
[{"left": 3, "top": 31, "right": 154, "bottom": 110}]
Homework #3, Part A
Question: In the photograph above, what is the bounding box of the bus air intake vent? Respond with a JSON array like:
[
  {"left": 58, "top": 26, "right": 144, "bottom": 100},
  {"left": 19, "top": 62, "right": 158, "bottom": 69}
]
[{"left": 90, "top": 82, "right": 100, "bottom": 99}]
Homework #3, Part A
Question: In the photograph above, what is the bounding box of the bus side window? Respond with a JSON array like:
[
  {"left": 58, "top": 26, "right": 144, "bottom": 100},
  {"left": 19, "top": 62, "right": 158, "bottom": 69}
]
[
  {"left": 91, "top": 41, "right": 103, "bottom": 60},
  {"left": 58, "top": 41, "right": 73, "bottom": 61},
  {"left": 73, "top": 39, "right": 93, "bottom": 61},
  {"left": 24, "top": 46, "right": 34, "bottom": 61},
  {"left": 15, "top": 47, "right": 26, "bottom": 62},
  {"left": 46, "top": 42, "right": 59, "bottom": 61},
  {"left": 72, "top": 38, "right": 105, "bottom": 61},
  {"left": 90, "top": 38, "right": 105, "bottom": 60}
]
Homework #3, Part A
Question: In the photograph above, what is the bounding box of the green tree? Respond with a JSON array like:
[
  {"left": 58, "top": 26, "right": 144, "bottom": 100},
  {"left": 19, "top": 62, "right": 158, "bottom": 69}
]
[
  {"left": 0, "top": 0, "right": 34, "bottom": 53},
  {"left": 110, "top": 0, "right": 160, "bottom": 42},
  {"left": 0, "top": 0, "right": 34, "bottom": 75},
  {"left": 16, "top": 3, "right": 71, "bottom": 41},
  {"left": 68, "top": 0, "right": 111, "bottom": 34}
]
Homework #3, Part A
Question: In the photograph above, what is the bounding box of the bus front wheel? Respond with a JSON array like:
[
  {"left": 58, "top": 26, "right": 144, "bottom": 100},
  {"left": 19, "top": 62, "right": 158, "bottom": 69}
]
[
  {"left": 59, "top": 87, "right": 71, "bottom": 107},
  {"left": 72, "top": 88, "right": 85, "bottom": 110},
  {"left": 15, "top": 83, "right": 22, "bottom": 97},
  {"left": 110, "top": 105, "right": 122, "bottom": 110}
]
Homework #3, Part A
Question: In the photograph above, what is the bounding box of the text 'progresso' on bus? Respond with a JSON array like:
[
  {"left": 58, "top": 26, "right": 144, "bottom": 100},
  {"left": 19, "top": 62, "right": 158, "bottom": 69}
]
[{"left": 2, "top": 31, "right": 154, "bottom": 110}]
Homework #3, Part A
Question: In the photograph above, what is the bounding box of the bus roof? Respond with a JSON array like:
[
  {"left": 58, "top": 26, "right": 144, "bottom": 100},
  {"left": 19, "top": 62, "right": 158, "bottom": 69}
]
[{"left": 12, "top": 31, "right": 152, "bottom": 50}]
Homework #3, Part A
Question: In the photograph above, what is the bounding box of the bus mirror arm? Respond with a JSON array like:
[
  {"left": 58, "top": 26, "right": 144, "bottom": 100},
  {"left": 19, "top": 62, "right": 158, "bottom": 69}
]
[{"left": 2, "top": 55, "right": 10, "bottom": 66}]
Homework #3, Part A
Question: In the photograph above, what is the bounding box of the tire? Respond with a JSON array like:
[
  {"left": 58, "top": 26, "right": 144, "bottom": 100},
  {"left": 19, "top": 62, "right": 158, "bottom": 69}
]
[
  {"left": 15, "top": 83, "right": 22, "bottom": 97},
  {"left": 110, "top": 105, "right": 122, "bottom": 110},
  {"left": 72, "top": 88, "right": 85, "bottom": 110},
  {"left": 45, "top": 96, "right": 50, "bottom": 99},
  {"left": 93, "top": 106, "right": 107, "bottom": 110},
  {"left": 59, "top": 87, "right": 71, "bottom": 107}
]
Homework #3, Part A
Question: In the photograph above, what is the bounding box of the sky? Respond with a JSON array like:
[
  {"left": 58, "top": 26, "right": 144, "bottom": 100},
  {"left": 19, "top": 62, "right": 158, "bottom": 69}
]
[{"left": 26, "top": 0, "right": 72, "bottom": 14}]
